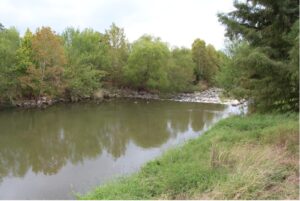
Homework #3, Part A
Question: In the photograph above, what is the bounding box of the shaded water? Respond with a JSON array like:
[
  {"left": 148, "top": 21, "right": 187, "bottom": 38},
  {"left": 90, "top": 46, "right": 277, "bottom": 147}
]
[{"left": 0, "top": 99, "right": 242, "bottom": 199}]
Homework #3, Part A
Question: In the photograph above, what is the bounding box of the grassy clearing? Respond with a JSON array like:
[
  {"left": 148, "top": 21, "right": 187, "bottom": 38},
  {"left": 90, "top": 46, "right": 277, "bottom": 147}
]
[{"left": 79, "top": 113, "right": 299, "bottom": 200}]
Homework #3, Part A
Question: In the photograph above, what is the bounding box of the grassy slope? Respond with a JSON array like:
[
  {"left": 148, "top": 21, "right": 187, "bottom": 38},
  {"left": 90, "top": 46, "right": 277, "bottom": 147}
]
[{"left": 80, "top": 113, "right": 299, "bottom": 200}]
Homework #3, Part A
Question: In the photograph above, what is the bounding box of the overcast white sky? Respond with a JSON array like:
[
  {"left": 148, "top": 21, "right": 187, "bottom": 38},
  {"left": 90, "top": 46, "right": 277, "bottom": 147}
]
[{"left": 0, "top": 0, "right": 234, "bottom": 50}]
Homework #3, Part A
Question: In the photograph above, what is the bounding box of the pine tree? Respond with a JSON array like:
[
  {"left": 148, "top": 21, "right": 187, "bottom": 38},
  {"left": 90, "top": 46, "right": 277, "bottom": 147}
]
[{"left": 218, "top": 0, "right": 299, "bottom": 112}]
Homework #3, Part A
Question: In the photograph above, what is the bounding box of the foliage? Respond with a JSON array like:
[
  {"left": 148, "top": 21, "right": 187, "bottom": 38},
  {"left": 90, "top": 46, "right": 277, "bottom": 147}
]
[
  {"left": 192, "top": 39, "right": 208, "bottom": 82},
  {"left": 62, "top": 27, "right": 109, "bottom": 70},
  {"left": 64, "top": 67, "right": 104, "bottom": 98},
  {"left": 62, "top": 28, "right": 107, "bottom": 98},
  {"left": 0, "top": 26, "right": 21, "bottom": 101},
  {"left": 18, "top": 65, "right": 43, "bottom": 98},
  {"left": 217, "top": 40, "right": 299, "bottom": 112},
  {"left": 167, "top": 48, "right": 195, "bottom": 92},
  {"left": 0, "top": 66, "right": 21, "bottom": 102},
  {"left": 16, "top": 29, "right": 34, "bottom": 74},
  {"left": 192, "top": 39, "right": 220, "bottom": 84},
  {"left": 217, "top": 0, "right": 299, "bottom": 112},
  {"left": 0, "top": 22, "right": 225, "bottom": 102},
  {"left": 32, "top": 27, "right": 66, "bottom": 70},
  {"left": 104, "top": 23, "right": 129, "bottom": 85},
  {"left": 124, "top": 35, "right": 170, "bottom": 91},
  {"left": 19, "top": 27, "right": 67, "bottom": 98},
  {"left": 0, "top": 27, "right": 20, "bottom": 70},
  {"left": 218, "top": 0, "right": 299, "bottom": 60},
  {"left": 80, "top": 113, "right": 299, "bottom": 199}
]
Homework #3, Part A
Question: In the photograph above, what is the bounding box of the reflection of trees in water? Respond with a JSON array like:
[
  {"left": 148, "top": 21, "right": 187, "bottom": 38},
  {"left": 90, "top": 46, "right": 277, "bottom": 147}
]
[{"left": 0, "top": 100, "right": 226, "bottom": 181}]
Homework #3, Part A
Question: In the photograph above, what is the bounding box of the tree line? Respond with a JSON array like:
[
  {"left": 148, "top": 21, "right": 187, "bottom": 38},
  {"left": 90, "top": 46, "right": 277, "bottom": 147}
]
[{"left": 0, "top": 23, "right": 223, "bottom": 103}]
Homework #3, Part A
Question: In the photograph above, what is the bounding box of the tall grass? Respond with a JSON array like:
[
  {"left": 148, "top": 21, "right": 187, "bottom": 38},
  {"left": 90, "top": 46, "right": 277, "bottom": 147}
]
[{"left": 79, "top": 113, "right": 299, "bottom": 200}]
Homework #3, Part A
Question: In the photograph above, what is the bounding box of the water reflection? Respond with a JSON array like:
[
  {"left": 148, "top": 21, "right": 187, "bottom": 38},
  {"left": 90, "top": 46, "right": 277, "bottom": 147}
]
[{"left": 0, "top": 99, "right": 237, "bottom": 199}]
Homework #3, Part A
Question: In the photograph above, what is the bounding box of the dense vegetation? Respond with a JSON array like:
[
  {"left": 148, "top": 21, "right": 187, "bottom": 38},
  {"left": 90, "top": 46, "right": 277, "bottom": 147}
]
[
  {"left": 216, "top": 0, "right": 299, "bottom": 112},
  {"left": 80, "top": 113, "right": 299, "bottom": 199},
  {"left": 0, "top": 23, "right": 223, "bottom": 104}
]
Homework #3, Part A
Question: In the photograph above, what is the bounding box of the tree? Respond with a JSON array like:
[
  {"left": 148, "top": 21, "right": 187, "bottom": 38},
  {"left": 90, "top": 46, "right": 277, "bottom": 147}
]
[
  {"left": 62, "top": 27, "right": 107, "bottom": 98},
  {"left": 216, "top": 41, "right": 252, "bottom": 97},
  {"left": 206, "top": 44, "right": 220, "bottom": 83},
  {"left": 0, "top": 26, "right": 21, "bottom": 101},
  {"left": 21, "top": 27, "right": 67, "bottom": 98},
  {"left": 218, "top": 0, "right": 299, "bottom": 60},
  {"left": 64, "top": 67, "right": 104, "bottom": 98},
  {"left": 192, "top": 39, "right": 207, "bottom": 82},
  {"left": 192, "top": 39, "right": 219, "bottom": 84},
  {"left": 16, "top": 29, "right": 34, "bottom": 74},
  {"left": 62, "top": 28, "right": 109, "bottom": 70},
  {"left": 218, "top": 0, "right": 299, "bottom": 111},
  {"left": 104, "top": 23, "right": 129, "bottom": 85},
  {"left": 32, "top": 27, "right": 66, "bottom": 78},
  {"left": 0, "top": 26, "right": 20, "bottom": 70},
  {"left": 167, "top": 48, "right": 195, "bottom": 92},
  {"left": 124, "top": 35, "right": 170, "bottom": 91}
]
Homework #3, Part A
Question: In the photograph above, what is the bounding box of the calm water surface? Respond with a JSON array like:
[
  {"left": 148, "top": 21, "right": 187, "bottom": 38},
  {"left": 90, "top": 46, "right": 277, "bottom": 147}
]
[{"left": 0, "top": 99, "right": 243, "bottom": 199}]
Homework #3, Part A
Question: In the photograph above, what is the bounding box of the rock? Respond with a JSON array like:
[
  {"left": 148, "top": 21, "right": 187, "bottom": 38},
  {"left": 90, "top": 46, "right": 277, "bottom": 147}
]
[
  {"left": 30, "top": 101, "right": 36, "bottom": 107},
  {"left": 47, "top": 99, "right": 53, "bottom": 105},
  {"left": 71, "top": 96, "right": 79, "bottom": 102},
  {"left": 231, "top": 100, "right": 240, "bottom": 106},
  {"left": 24, "top": 101, "right": 32, "bottom": 107},
  {"left": 171, "top": 87, "right": 230, "bottom": 104},
  {"left": 41, "top": 96, "right": 47, "bottom": 101},
  {"left": 93, "top": 89, "right": 104, "bottom": 100},
  {"left": 103, "top": 94, "right": 110, "bottom": 99}
]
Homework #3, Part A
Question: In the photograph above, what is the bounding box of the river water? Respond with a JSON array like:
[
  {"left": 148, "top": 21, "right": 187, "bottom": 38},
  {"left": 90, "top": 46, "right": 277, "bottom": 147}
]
[{"left": 0, "top": 99, "right": 243, "bottom": 199}]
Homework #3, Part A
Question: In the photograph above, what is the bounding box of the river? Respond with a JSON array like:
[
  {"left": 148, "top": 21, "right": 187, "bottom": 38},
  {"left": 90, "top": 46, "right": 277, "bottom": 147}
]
[{"left": 0, "top": 99, "right": 243, "bottom": 199}]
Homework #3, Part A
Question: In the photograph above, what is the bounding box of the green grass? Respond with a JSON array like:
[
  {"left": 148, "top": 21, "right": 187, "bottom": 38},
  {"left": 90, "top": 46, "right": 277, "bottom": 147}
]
[{"left": 79, "top": 113, "right": 299, "bottom": 200}]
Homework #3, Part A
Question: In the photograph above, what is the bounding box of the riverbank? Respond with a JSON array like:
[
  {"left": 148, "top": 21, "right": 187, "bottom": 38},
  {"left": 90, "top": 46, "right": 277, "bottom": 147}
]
[
  {"left": 5, "top": 87, "right": 242, "bottom": 109},
  {"left": 80, "top": 113, "right": 299, "bottom": 200},
  {"left": 170, "top": 87, "right": 245, "bottom": 105}
]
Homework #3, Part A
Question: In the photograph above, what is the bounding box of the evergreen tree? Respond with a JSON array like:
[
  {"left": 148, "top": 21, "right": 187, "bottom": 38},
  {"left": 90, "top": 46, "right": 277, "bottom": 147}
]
[
  {"left": 16, "top": 28, "right": 34, "bottom": 74},
  {"left": 218, "top": 0, "right": 299, "bottom": 112}
]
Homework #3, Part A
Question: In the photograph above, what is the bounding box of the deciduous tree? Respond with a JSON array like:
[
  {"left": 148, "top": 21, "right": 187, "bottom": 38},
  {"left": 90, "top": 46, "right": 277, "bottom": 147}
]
[
  {"left": 124, "top": 35, "right": 170, "bottom": 91},
  {"left": 167, "top": 48, "right": 195, "bottom": 92},
  {"left": 24, "top": 27, "right": 67, "bottom": 97},
  {"left": 0, "top": 26, "right": 21, "bottom": 101},
  {"left": 104, "top": 23, "right": 129, "bottom": 85}
]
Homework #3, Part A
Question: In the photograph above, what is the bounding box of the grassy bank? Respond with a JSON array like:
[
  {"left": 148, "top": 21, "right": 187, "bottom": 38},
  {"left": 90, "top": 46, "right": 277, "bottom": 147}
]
[{"left": 80, "top": 113, "right": 299, "bottom": 200}]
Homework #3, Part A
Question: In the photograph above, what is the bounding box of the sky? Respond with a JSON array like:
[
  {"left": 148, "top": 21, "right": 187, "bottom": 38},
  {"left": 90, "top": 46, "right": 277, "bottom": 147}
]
[{"left": 0, "top": 0, "right": 234, "bottom": 50}]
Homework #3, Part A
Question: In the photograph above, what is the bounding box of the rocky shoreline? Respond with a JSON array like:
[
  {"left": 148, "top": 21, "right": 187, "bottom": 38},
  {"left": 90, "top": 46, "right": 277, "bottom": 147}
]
[
  {"left": 6, "top": 87, "right": 245, "bottom": 109},
  {"left": 170, "top": 87, "right": 246, "bottom": 106}
]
